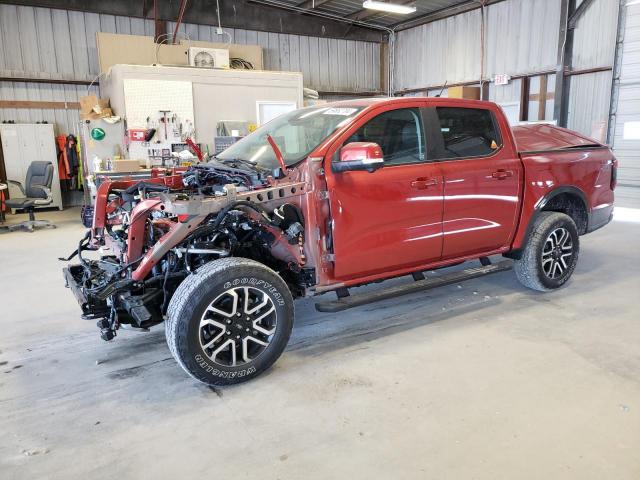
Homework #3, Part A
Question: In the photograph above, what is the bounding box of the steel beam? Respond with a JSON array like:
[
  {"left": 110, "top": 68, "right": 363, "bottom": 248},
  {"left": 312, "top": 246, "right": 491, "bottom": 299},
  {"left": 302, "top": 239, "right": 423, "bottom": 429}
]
[
  {"left": 0, "top": 0, "right": 385, "bottom": 42},
  {"left": 553, "top": 0, "right": 576, "bottom": 128},
  {"left": 568, "top": 0, "right": 596, "bottom": 29},
  {"left": 607, "top": 0, "right": 626, "bottom": 145}
]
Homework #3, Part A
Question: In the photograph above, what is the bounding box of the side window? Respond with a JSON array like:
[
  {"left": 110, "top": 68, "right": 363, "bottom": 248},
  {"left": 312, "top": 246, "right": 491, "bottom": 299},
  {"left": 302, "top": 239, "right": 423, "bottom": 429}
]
[
  {"left": 346, "top": 108, "right": 426, "bottom": 166},
  {"left": 433, "top": 107, "right": 501, "bottom": 160}
]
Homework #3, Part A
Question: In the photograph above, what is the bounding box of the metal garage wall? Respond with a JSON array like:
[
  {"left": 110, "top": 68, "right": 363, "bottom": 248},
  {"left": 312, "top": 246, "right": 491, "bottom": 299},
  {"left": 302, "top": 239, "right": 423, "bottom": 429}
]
[
  {"left": 393, "top": 8, "right": 481, "bottom": 91},
  {"left": 0, "top": 4, "right": 381, "bottom": 135},
  {"left": 572, "top": 0, "right": 619, "bottom": 70},
  {"left": 0, "top": 82, "right": 99, "bottom": 137},
  {"left": 393, "top": 0, "right": 561, "bottom": 92},
  {"left": 568, "top": 70, "right": 613, "bottom": 142},
  {"left": 611, "top": 1, "right": 640, "bottom": 187},
  {"left": 484, "top": 0, "right": 561, "bottom": 79},
  {"left": 566, "top": 0, "right": 619, "bottom": 141},
  {"left": 487, "top": 79, "right": 523, "bottom": 125},
  {"left": 169, "top": 21, "right": 381, "bottom": 94}
]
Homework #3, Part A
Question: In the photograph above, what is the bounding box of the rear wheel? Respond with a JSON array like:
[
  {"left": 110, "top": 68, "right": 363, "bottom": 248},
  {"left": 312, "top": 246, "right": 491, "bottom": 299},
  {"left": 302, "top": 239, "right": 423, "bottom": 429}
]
[
  {"left": 514, "top": 212, "right": 580, "bottom": 292},
  {"left": 166, "top": 257, "right": 294, "bottom": 386}
]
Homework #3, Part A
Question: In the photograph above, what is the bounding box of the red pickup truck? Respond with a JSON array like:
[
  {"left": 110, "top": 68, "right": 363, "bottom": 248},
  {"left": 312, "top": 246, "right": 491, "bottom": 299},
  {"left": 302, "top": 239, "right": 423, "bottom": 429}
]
[{"left": 63, "top": 97, "right": 617, "bottom": 386}]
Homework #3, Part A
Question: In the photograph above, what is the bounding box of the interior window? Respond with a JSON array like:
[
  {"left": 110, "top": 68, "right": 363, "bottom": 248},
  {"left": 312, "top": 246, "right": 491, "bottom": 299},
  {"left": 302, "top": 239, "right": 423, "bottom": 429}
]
[
  {"left": 346, "top": 108, "right": 426, "bottom": 166},
  {"left": 434, "top": 107, "right": 501, "bottom": 159}
]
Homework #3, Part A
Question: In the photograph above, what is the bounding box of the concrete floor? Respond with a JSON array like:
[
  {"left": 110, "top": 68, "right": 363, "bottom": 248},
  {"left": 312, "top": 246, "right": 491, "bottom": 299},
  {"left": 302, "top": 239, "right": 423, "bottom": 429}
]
[{"left": 1, "top": 206, "right": 639, "bottom": 480}]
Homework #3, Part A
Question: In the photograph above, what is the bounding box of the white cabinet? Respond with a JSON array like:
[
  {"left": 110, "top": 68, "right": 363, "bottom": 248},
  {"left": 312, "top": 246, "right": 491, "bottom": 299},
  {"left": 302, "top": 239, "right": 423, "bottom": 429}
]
[{"left": 0, "top": 124, "right": 63, "bottom": 211}]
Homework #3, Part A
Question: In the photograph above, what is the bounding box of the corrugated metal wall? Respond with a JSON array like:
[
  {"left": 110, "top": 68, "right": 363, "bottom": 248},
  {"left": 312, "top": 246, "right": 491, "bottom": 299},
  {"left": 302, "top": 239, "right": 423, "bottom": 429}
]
[
  {"left": 394, "top": 0, "right": 618, "bottom": 142},
  {"left": 0, "top": 4, "right": 381, "bottom": 135},
  {"left": 572, "top": 0, "right": 619, "bottom": 70},
  {"left": 169, "top": 21, "right": 381, "bottom": 95},
  {"left": 393, "top": 8, "right": 481, "bottom": 91},
  {"left": 566, "top": 0, "right": 619, "bottom": 141},
  {"left": 567, "top": 70, "right": 613, "bottom": 141},
  {"left": 484, "top": 0, "right": 561, "bottom": 79},
  {"left": 611, "top": 1, "right": 640, "bottom": 187},
  {"left": 393, "top": 0, "right": 561, "bottom": 92}
]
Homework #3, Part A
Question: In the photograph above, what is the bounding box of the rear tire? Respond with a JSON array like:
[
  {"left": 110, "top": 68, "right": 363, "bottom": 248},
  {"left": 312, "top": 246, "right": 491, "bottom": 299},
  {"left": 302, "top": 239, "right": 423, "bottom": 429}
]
[
  {"left": 514, "top": 212, "right": 580, "bottom": 292},
  {"left": 166, "top": 257, "right": 294, "bottom": 386}
]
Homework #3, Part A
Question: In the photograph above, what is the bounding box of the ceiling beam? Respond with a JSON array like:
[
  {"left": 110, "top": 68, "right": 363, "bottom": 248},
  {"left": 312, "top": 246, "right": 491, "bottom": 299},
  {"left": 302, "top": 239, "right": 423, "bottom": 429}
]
[
  {"left": 391, "top": 0, "right": 507, "bottom": 31},
  {"left": 0, "top": 0, "right": 386, "bottom": 42},
  {"left": 296, "top": 0, "right": 333, "bottom": 9}
]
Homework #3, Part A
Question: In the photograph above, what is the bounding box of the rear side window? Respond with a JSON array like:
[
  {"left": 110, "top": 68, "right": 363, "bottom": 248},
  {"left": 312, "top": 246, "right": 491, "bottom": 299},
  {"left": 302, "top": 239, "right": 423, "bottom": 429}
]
[
  {"left": 433, "top": 107, "right": 501, "bottom": 160},
  {"left": 345, "top": 108, "right": 426, "bottom": 166}
]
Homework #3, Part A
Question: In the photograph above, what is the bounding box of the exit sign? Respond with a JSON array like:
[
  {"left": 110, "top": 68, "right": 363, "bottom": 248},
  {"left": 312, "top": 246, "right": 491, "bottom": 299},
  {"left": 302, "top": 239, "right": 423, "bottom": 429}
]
[{"left": 494, "top": 74, "right": 510, "bottom": 85}]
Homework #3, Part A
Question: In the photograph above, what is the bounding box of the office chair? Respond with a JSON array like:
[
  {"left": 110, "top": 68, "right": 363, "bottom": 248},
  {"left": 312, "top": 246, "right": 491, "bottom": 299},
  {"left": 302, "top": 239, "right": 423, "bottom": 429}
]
[{"left": 1, "top": 161, "right": 57, "bottom": 233}]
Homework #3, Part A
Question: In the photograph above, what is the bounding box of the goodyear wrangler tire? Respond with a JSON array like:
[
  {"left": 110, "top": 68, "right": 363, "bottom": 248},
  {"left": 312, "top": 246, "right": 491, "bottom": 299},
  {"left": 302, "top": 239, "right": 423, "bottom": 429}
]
[{"left": 166, "top": 257, "right": 294, "bottom": 386}]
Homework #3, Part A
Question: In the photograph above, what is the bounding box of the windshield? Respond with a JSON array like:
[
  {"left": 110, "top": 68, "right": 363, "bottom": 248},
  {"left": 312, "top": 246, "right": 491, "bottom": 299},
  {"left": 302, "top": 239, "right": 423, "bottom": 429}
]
[{"left": 217, "top": 105, "right": 364, "bottom": 169}]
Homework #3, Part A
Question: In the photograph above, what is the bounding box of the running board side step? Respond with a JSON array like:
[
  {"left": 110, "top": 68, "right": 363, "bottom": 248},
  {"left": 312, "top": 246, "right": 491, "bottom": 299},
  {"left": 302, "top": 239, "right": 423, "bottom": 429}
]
[{"left": 314, "top": 260, "right": 513, "bottom": 313}]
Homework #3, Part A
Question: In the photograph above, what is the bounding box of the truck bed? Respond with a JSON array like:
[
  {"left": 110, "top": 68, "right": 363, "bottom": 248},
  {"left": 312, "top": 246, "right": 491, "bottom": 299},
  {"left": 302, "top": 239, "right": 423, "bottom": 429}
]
[{"left": 512, "top": 123, "right": 605, "bottom": 154}]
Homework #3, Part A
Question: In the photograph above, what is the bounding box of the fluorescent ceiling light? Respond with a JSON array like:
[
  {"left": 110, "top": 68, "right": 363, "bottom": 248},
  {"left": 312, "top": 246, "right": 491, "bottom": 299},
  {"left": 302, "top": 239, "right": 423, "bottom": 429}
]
[{"left": 362, "top": 1, "right": 417, "bottom": 14}]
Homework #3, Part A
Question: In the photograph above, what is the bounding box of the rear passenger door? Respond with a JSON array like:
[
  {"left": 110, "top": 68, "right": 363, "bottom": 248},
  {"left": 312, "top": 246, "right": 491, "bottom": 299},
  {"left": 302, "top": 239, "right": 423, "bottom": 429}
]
[{"left": 428, "top": 105, "right": 521, "bottom": 259}]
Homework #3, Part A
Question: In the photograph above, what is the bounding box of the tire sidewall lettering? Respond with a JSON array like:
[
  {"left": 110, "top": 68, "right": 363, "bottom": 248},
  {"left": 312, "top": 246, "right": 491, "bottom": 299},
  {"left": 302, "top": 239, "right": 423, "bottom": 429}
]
[
  {"left": 195, "top": 353, "right": 257, "bottom": 378},
  {"left": 222, "top": 276, "right": 285, "bottom": 306}
]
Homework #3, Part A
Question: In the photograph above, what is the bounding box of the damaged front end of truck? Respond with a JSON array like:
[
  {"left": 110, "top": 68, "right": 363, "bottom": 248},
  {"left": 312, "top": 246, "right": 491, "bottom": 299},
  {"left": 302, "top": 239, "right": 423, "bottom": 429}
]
[{"left": 62, "top": 162, "right": 314, "bottom": 341}]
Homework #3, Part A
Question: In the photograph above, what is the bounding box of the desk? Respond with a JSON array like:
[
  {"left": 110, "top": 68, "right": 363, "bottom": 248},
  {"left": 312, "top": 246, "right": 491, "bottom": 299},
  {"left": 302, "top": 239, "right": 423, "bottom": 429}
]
[{"left": 0, "top": 183, "right": 6, "bottom": 223}]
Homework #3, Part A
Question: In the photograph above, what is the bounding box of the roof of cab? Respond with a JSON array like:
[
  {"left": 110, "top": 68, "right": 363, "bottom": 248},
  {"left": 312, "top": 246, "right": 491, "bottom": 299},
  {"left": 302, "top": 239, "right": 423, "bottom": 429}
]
[{"left": 322, "top": 97, "right": 500, "bottom": 109}]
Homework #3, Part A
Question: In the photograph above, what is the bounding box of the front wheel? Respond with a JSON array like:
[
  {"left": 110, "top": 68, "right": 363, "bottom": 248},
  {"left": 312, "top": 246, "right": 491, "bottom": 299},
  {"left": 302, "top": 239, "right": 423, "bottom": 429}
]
[
  {"left": 166, "top": 257, "right": 294, "bottom": 386},
  {"left": 514, "top": 212, "right": 580, "bottom": 292}
]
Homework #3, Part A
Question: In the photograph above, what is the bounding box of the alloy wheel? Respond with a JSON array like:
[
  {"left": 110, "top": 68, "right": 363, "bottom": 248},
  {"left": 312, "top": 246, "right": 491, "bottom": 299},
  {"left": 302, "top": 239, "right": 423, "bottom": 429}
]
[
  {"left": 541, "top": 227, "right": 574, "bottom": 279},
  {"left": 199, "top": 286, "right": 277, "bottom": 367}
]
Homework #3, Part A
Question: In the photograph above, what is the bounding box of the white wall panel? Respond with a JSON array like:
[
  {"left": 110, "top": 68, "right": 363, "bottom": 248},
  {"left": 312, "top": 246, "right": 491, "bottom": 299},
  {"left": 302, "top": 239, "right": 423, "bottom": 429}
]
[
  {"left": 567, "top": 70, "right": 613, "bottom": 142},
  {"left": 484, "top": 0, "right": 561, "bottom": 78},
  {"left": 612, "top": 1, "right": 640, "bottom": 187},
  {"left": 394, "top": 0, "right": 561, "bottom": 92},
  {"left": 572, "top": 0, "right": 619, "bottom": 70},
  {"left": 394, "top": 8, "right": 481, "bottom": 91}
]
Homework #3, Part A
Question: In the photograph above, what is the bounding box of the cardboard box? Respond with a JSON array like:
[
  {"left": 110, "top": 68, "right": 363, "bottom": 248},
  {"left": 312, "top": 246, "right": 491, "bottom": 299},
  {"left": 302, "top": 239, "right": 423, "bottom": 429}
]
[
  {"left": 112, "top": 159, "right": 142, "bottom": 172},
  {"left": 448, "top": 86, "right": 480, "bottom": 100},
  {"left": 80, "top": 95, "right": 112, "bottom": 120}
]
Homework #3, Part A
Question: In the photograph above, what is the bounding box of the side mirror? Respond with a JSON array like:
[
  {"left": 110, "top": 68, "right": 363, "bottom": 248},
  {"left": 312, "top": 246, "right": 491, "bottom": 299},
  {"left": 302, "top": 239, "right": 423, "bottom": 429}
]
[{"left": 332, "top": 142, "right": 384, "bottom": 173}]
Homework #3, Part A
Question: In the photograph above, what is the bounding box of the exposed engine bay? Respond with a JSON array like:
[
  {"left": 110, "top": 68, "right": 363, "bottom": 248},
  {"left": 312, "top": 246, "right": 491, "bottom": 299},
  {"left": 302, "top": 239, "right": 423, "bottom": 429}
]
[{"left": 63, "top": 162, "right": 315, "bottom": 341}]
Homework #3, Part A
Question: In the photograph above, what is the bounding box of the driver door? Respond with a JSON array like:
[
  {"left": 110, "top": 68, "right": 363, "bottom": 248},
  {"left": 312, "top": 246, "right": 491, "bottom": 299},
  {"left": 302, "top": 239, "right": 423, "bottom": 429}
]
[{"left": 325, "top": 104, "right": 444, "bottom": 281}]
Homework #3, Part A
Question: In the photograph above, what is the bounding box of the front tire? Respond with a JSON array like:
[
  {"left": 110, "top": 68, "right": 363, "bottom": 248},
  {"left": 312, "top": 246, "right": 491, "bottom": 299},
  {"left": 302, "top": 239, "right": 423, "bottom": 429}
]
[
  {"left": 514, "top": 212, "right": 580, "bottom": 292},
  {"left": 166, "top": 257, "right": 294, "bottom": 386}
]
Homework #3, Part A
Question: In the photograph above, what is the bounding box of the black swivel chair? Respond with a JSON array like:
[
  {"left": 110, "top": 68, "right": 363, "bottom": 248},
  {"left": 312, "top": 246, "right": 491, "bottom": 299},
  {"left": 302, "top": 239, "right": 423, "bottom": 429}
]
[{"left": 1, "top": 161, "right": 57, "bottom": 232}]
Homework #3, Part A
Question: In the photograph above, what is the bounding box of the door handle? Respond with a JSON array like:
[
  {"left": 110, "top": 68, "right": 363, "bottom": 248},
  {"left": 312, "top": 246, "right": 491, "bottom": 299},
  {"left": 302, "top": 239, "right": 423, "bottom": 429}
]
[
  {"left": 411, "top": 177, "right": 438, "bottom": 189},
  {"left": 491, "top": 169, "right": 513, "bottom": 180}
]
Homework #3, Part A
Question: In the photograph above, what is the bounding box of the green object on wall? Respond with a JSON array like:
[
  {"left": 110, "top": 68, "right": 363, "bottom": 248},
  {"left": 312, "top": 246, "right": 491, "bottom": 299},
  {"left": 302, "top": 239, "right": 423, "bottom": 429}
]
[{"left": 90, "top": 127, "right": 105, "bottom": 140}]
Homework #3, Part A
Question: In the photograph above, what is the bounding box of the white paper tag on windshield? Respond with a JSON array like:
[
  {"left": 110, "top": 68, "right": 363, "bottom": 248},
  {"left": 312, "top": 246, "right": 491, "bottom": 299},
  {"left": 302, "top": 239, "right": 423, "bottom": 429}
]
[{"left": 323, "top": 108, "right": 357, "bottom": 116}]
